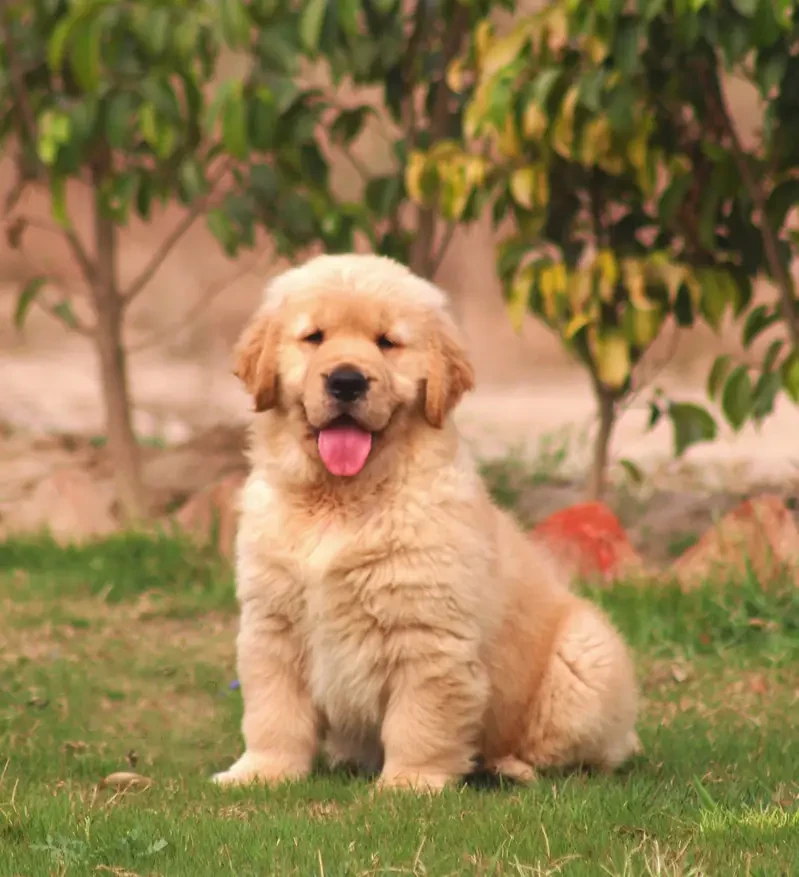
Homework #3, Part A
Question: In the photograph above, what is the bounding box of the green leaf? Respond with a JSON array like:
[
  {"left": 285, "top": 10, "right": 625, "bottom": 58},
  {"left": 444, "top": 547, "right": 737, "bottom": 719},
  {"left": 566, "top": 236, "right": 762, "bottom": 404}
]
[
  {"left": 178, "top": 160, "right": 206, "bottom": 203},
  {"left": 48, "top": 15, "right": 75, "bottom": 73},
  {"left": 135, "top": 173, "right": 153, "bottom": 220},
  {"left": 766, "top": 179, "right": 799, "bottom": 231},
  {"left": 658, "top": 173, "right": 692, "bottom": 228},
  {"left": 207, "top": 209, "right": 237, "bottom": 257},
  {"left": 612, "top": 17, "right": 642, "bottom": 76},
  {"left": 205, "top": 81, "right": 235, "bottom": 135},
  {"left": 300, "top": 0, "right": 327, "bottom": 51},
  {"left": 668, "top": 402, "right": 717, "bottom": 457},
  {"left": 707, "top": 354, "right": 731, "bottom": 401},
  {"left": 742, "top": 304, "right": 779, "bottom": 347},
  {"left": 731, "top": 0, "right": 758, "bottom": 16},
  {"left": 222, "top": 89, "right": 248, "bottom": 159},
  {"left": 51, "top": 300, "right": 78, "bottom": 330},
  {"left": 756, "top": 46, "right": 787, "bottom": 97},
  {"left": 721, "top": 365, "right": 753, "bottom": 430},
  {"left": 719, "top": 17, "right": 750, "bottom": 66},
  {"left": 618, "top": 458, "right": 644, "bottom": 485},
  {"left": 762, "top": 338, "right": 784, "bottom": 373},
  {"left": 248, "top": 88, "right": 277, "bottom": 150},
  {"left": 673, "top": 282, "right": 694, "bottom": 327},
  {"left": 250, "top": 164, "right": 279, "bottom": 202},
  {"left": 337, "top": 0, "right": 360, "bottom": 35},
  {"left": 50, "top": 176, "right": 70, "bottom": 228},
  {"left": 331, "top": 107, "right": 371, "bottom": 146},
  {"left": 14, "top": 277, "right": 47, "bottom": 329},
  {"left": 101, "top": 173, "right": 137, "bottom": 224},
  {"left": 219, "top": 0, "right": 250, "bottom": 47},
  {"left": 647, "top": 400, "right": 662, "bottom": 430},
  {"left": 531, "top": 68, "right": 562, "bottom": 110},
  {"left": 69, "top": 14, "right": 103, "bottom": 91},
  {"left": 751, "top": 371, "right": 781, "bottom": 422},
  {"left": 698, "top": 269, "right": 729, "bottom": 331},
  {"left": 365, "top": 176, "right": 402, "bottom": 219},
  {"left": 781, "top": 352, "right": 799, "bottom": 403},
  {"left": 142, "top": 8, "right": 170, "bottom": 56},
  {"left": 105, "top": 92, "right": 135, "bottom": 149}
]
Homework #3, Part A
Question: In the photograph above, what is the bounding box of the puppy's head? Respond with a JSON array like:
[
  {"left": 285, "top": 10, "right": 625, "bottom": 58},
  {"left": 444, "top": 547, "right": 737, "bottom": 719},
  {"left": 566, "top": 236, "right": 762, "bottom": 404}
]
[{"left": 234, "top": 255, "right": 474, "bottom": 478}]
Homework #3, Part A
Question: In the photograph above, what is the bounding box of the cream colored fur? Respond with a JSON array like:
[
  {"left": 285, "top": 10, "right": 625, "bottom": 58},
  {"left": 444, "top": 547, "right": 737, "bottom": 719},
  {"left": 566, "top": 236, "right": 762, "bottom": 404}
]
[{"left": 214, "top": 254, "right": 640, "bottom": 792}]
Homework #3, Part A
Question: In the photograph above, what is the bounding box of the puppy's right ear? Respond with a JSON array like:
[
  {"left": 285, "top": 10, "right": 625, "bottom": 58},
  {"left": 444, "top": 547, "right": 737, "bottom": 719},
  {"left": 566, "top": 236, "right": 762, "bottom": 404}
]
[{"left": 233, "top": 310, "right": 280, "bottom": 412}]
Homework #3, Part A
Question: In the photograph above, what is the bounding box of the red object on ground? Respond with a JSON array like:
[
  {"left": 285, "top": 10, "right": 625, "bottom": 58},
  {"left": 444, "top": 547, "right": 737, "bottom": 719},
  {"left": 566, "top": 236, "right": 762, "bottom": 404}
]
[{"left": 533, "top": 501, "right": 643, "bottom": 582}]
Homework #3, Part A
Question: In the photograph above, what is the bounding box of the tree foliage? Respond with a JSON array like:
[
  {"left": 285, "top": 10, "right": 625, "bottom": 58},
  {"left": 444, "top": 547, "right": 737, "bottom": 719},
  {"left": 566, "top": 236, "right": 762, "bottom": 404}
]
[
  {"left": 0, "top": 0, "right": 366, "bottom": 517},
  {"left": 407, "top": 0, "right": 799, "bottom": 493}
]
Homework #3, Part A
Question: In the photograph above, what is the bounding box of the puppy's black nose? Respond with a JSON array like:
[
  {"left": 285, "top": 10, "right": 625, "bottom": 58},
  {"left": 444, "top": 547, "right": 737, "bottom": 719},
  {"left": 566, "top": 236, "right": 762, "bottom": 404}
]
[{"left": 326, "top": 367, "right": 369, "bottom": 403}]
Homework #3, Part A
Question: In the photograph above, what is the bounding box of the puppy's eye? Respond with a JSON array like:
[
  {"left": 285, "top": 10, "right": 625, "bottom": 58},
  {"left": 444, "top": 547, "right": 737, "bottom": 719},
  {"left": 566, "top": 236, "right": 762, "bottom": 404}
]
[
  {"left": 303, "top": 330, "right": 324, "bottom": 345},
  {"left": 376, "top": 334, "right": 398, "bottom": 351}
]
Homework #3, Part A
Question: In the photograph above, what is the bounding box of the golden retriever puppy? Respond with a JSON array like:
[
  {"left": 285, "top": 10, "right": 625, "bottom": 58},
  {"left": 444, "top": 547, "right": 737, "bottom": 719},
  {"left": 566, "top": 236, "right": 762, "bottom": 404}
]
[{"left": 213, "top": 254, "right": 639, "bottom": 792}]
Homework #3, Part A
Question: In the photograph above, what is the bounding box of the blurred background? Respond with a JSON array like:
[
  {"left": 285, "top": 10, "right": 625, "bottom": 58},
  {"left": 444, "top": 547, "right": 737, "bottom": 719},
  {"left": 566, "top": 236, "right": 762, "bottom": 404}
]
[{"left": 2, "top": 0, "right": 798, "bottom": 551}]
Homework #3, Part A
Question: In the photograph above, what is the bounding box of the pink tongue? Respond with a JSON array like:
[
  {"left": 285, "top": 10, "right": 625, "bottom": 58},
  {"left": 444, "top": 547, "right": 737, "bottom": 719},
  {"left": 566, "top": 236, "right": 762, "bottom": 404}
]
[{"left": 317, "top": 426, "right": 373, "bottom": 476}]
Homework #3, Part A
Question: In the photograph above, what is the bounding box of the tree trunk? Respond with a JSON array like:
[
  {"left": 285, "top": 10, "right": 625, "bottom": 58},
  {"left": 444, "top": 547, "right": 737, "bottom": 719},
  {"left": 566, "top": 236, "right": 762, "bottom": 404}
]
[
  {"left": 587, "top": 387, "right": 616, "bottom": 501},
  {"left": 410, "top": 207, "right": 437, "bottom": 279},
  {"left": 90, "top": 178, "right": 148, "bottom": 521}
]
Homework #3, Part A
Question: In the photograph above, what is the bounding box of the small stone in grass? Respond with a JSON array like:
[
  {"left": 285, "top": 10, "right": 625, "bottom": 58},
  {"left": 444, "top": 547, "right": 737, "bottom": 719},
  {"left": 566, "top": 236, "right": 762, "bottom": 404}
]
[{"left": 101, "top": 771, "right": 153, "bottom": 791}]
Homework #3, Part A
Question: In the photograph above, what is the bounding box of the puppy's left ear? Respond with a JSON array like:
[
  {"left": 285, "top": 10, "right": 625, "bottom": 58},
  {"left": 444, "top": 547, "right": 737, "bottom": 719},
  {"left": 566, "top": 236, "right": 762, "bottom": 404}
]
[
  {"left": 424, "top": 312, "right": 475, "bottom": 428},
  {"left": 233, "top": 309, "right": 281, "bottom": 412}
]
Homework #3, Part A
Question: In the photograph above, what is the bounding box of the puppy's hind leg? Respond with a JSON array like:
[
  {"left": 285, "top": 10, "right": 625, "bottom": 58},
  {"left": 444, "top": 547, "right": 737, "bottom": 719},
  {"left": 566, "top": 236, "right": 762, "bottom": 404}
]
[{"left": 519, "top": 600, "right": 640, "bottom": 773}]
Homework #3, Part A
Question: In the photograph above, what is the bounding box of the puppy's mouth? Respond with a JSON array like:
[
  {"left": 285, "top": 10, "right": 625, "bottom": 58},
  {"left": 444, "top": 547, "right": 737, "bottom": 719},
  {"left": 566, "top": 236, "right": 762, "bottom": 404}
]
[{"left": 312, "top": 414, "right": 374, "bottom": 478}]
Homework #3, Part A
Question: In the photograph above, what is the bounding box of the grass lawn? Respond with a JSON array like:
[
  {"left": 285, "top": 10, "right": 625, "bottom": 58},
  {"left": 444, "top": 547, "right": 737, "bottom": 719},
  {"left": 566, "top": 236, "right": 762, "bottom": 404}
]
[{"left": 0, "top": 532, "right": 797, "bottom": 876}]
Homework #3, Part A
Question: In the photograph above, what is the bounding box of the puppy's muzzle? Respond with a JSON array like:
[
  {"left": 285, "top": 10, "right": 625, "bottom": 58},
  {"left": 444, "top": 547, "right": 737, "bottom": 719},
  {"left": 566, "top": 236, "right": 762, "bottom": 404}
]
[{"left": 326, "top": 366, "right": 369, "bottom": 404}]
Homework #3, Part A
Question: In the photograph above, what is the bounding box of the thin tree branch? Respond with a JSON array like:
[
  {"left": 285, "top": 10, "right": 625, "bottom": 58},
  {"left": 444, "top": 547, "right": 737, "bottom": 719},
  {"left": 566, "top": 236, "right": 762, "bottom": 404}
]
[
  {"left": 121, "top": 160, "right": 232, "bottom": 305},
  {"left": 701, "top": 60, "right": 799, "bottom": 349},
  {"left": 409, "top": 4, "right": 471, "bottom": 278},
  {"left": 429, "top": 221, "right": 457, "bottom": 277}
]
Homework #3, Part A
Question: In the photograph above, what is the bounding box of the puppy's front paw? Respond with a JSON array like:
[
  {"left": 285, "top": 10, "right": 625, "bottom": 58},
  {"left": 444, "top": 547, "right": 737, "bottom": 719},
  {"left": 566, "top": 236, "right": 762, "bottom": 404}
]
[
  {"left": 212, "top": 752, "right": 309, "bottom": 787},
  {"left": 377, "top": 767, "right": 453, "bottom": 794}
]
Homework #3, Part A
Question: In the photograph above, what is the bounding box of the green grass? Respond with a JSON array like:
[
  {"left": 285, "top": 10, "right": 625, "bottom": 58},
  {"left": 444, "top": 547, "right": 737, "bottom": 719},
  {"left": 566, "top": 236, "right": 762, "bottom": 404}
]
[{"left": 1, "top": 534, "right": 797, "bottom": 876}]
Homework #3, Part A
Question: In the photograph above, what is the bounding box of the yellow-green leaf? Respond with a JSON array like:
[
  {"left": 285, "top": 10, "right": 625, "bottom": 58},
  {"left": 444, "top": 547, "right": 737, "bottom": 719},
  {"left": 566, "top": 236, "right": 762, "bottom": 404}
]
[
  {"left": 781, "top": 352, "right": 799, "bottom": 403},
  {"left": 508, "top": 265, "right": 533, "bottom": 331},
  {"left": 698, "top": 267, "right": 729, "bottom": 331},
  {"left": 446, "top": 58, "right": 465, "bottom": 93},
  {"left": 482, "top": 24, "right": 530, "bottom": 77},
  {"left": 580, "top": 117, "right": 611, "bottom": 167},
  {"left": 629, "top": 305, "right": 663, "bottom": 347},
  {"left": 523, "top": 102, "right": 548, "bottom": 139},
  {"left": 48, "top": 15, "right": 75, "bottom": 73},
  {"left": 405, "top": 151, "right": 428, "bottom": 204},
  {"left": 219, "top": 0, "right": 250, "bottom": 48},
  {"left": 594, "top": 331, "right": 631, "bottom": 389},
  {"left": 564, "top": 311, "right": 591, "bottom": 340},
  {"left": 69, "top": 15, "right": 102, "bottom": 92},
  {"left": 595, "top": 250, "right": 619, "bottom": 302},
  {"left": 510, "top": 168, "right": 537, "bottom": 210},
  {"left": 299, "top": 0, "right": 327, "bottom": 51},
  {"left": 496, "top": 114, "right": 522, "bottom": 159},
  {"left": 552, "top": 87, "right": 578, "bottom": 159}
]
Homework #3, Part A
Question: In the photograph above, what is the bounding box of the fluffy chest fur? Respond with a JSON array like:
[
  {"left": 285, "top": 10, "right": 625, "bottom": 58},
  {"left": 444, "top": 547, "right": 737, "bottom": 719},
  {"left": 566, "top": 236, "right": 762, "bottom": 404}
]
[{"left": 237, "top": 463, "right": 494, "bottom": 735}]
